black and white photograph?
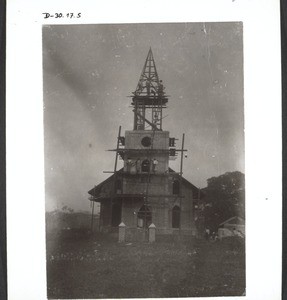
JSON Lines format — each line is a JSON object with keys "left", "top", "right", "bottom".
{"left": 43, "top": 22, "right": 245, "bottom": 298}
{"left": 6, "top": 0, "right": 283, "bottom": 299}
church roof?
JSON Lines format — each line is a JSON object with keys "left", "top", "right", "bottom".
{"left": 88, "top": 167, "right": 203, "bottom": 199}
{"left": 88, "top": 168, "right": 124, "bottom": 197}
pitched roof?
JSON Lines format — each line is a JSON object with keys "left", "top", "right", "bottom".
{"left": 88, "top": 168, "right": 123, "bottom": 196}
{"left": 219, "top": 216, "right": 245, "bottom": 226}
{"left": 88, "top": 167, "right": 203, "bottom": 199}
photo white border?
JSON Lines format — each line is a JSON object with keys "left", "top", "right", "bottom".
{"left": 6, "top": 0, "right": 282, "bottom": 299}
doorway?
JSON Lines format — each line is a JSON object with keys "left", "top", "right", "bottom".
{"left": 137, "top": 204, "right": 152, "bottom": 228}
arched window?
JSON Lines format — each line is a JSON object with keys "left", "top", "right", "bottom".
{"left": 172, "top": 205, "right": 180, "bottom": 228}
{"left": 141, "top": 159, "right": 150, "bottom": 173}
{"left": 115, "top": 179, "right": 122, "bottom": 194}
{"left": 173, "top": 180, "right": 180, "bottom": 194}
{"left": 137, "top": 204, "right": 152, "bottom": 228}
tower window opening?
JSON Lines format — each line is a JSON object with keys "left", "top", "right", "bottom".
{"left": 172, "top": 205, "right": 180, "bottom": 228}
{"left": 169, "top": 138, "right": 176, "bottom": 147}
{"left": 173, "top": 180, "right": 180, "bottom": 195}
{"left": 169, "top": 148, "right": 176, "bottom": 156}
{"left": 119, "top": 136, "right": 125, "bottom": 146}
{"left": 141, "top": 159, "right": 150, "bottom": 173}
{"left": 137, "top": 204, "right": 152, "bottom": 228}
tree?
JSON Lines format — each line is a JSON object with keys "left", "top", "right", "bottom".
{"left": 61, "top": 205, "right": 74, "bottom": 213}
{"left": 202, "top": 171, "right": 245, "bottom": 231}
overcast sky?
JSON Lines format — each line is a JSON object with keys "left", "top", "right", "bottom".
{"left": 42, "top": 22, "right": 244, "bottom": 212}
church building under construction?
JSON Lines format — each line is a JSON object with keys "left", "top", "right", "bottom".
{"left": 88, "top": 48, "right": 203, "bottom": 241}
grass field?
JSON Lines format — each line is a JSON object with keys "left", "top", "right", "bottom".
{"left": 46, "top": 229, "right": 245, "bottom": 299}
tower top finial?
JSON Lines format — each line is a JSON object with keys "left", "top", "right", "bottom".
{"left": 133, "top": 48, "right": 166, "bottom": 100}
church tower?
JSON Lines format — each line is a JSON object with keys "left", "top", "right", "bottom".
{"left": 118, "top": 48, "right": 179, "bottom": 230}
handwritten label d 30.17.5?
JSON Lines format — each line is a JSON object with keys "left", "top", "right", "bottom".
{"left": 42, "top": 13, "right": 81, "bottom": 19}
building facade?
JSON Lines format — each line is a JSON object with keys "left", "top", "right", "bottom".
{"left": 88, "top": 48, "right": 202, "bottom": 241}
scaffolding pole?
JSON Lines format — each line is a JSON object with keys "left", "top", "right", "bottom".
{"left": 179, "top": 133, "right": 185, "bottom": 238}
{"left": 114, "top": 126, "right": 121, "bottom": 175}
{"left": 110, "top": 126, "right": 122, "bottom": 227}
{"left": 90, "top": 185, "right": 96, "bottom": 232}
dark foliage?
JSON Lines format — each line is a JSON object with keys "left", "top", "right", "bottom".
{"left": 203, "top": 171, "right": 245, "bottom": 231}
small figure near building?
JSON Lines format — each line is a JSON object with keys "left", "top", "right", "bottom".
{"left": 152, "top": 158, "right": 158, "bottom": 172}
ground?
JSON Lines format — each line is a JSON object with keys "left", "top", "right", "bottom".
{"left": 46, "top": 229, "right": 245, "bottom": 299}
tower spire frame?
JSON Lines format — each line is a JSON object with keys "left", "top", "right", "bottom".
{"left": 131, "top": 48, "right": 168, "bottom": 131}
